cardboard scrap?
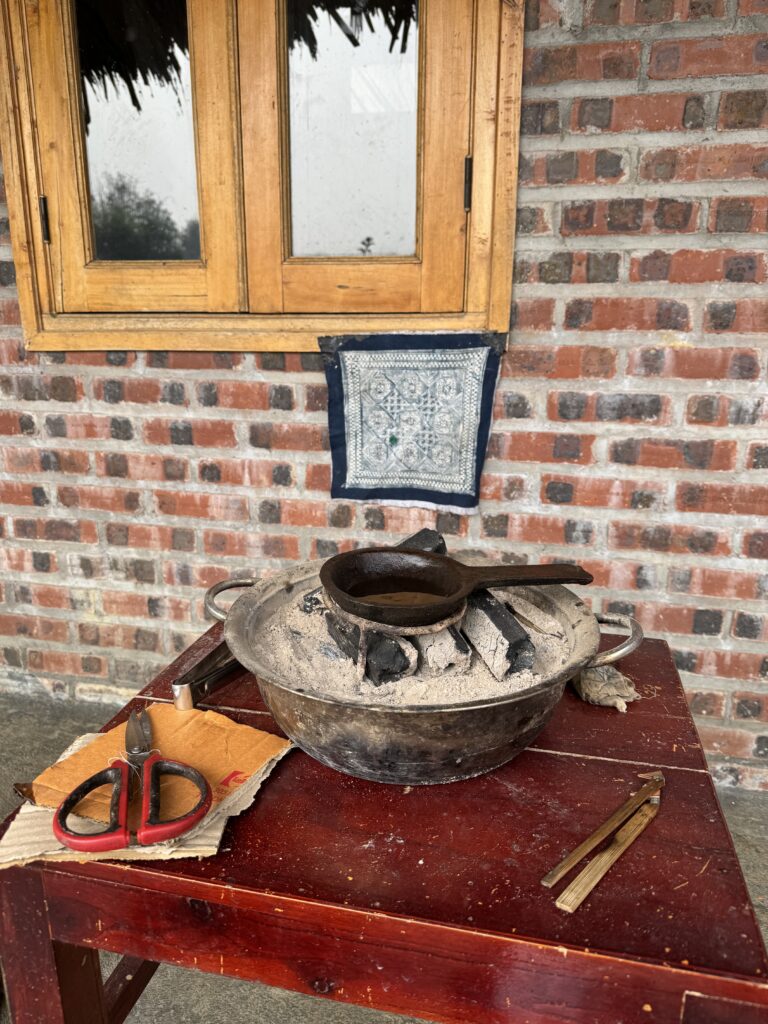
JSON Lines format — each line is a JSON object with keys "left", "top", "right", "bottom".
{"left": 0, "top": 704, "right": 293, "bottom": 869}
{"left": 31, "top": 702, "right": 289, "bottom": 827}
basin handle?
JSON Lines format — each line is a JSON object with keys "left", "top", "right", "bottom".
{"left": 586, "top": 613, "right": 644, "bottom": 668}
{"left": 203, "top": 577, "right": 261, "bottom": 622}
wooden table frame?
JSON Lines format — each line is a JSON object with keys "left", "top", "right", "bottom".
{"left": 1, "top": 629, "right": 767, "bottom": 1024}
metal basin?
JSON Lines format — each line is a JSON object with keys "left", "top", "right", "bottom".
{"left": 215, "top": 561, "right": 642, "bottom": 786}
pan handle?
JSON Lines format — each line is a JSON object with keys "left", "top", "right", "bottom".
{"left": 586, "top": 613, "right": 644, "bottom": 668}
{"left": 204, "top": 577, "right": 261, "bottom": 622}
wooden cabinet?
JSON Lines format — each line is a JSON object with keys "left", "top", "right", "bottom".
{"left": 0, "top": 0, "right": 524, "bottom": 350}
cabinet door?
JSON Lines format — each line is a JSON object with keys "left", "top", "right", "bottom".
{"left": 240, "top": 0, "right": 474, "bottom": 314}
{"left": 27, "top": 0, "right": 242, "bottom": 312}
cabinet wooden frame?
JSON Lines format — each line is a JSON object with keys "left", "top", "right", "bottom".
{"left": 0, "top": 0, "right": 524, "bottom": 351}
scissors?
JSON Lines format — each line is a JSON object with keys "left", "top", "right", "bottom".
{"left": 53, "top": 708, "right": 212, "bottom": 852}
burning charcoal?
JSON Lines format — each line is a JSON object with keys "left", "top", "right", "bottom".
{"left": 396, "top": 529, "right": 447, "bottom": 554}
{"left": 365, "top": 634, "right": 418, "bottom": 686}
{"left": 462, "top": 591, "right": 535, "bottom": 681}
{"left": 415, "top": 625, "right": 472, "bottom": 674}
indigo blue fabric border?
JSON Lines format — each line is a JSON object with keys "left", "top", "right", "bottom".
{"left": 320, "top": 334, "right": 502, "bottom": 511}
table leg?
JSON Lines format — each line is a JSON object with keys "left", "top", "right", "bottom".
{"left": 0, "top": 868, "right": 107, "bottom": 1024}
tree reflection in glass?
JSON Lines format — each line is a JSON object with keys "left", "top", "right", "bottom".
{"left": 286, "top": 1, "right": 420, "bottom": 258}
{"left": 75, "top": 0, "right": 200, "bottom": 261}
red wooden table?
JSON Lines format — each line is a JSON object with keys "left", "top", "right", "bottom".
{"left": 1, "top": 627, "right": 767, "bottom": 1024}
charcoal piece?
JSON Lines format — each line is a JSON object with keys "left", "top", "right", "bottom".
{"left": 396, "top": 528, "right": 447, "bottom": 554}
{"left": 415, "top": 625, "right": 472, "bottom": 673}
{"left": 325, "top": 614, "right": 361, "bottom": 660}
{"left": 325, "top": 612, "right": 418, "bottom": 686}
{"left": 302, "top": 585, "right": 324, "bottom": 614}
{"left": 462, "top": 590, "right": 535, "bottom": 681}
{"left": 365, "top": 634, "right": 418, "bottom": 686}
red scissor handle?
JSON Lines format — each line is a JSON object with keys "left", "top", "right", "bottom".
{"left": 52, "top": 760, "right": 131, "bottom": 852}
{"left": 137, "top": 753, "right": 212, "bottom": 846}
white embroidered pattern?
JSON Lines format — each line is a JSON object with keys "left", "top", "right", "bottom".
{"left": 340, "top": 347, "right": 489, "bottom": 493}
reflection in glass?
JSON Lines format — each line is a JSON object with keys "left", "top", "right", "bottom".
{"left": 75, "top": 0, "right": 200, "bottom": 260}
{"left": 287, "top": 2, "right": 419, "bottom": 258}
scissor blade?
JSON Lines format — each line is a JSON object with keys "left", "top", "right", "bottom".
{"left": 124, "top": 709, "right": 152, "bottom": 754}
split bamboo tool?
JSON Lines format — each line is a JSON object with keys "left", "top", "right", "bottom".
{"left": 541, "top": 770, "right": 665, "bottom": 913}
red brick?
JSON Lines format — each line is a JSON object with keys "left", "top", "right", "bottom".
{"left": 0, "top": 482, "right": 49, "bottom": 506}
{"left": 740, "top": 0, "right": 768, "bottom": 12}
{"left": 608, "top": 521, "right": 730, "bottom": 556}
{"left": 630, "top": 249, "right": 767, "bottom": 284}
{"left": 58, "top": 485, "right": 140, "bottom": 513}
{"left": 143, "top": 419, "right": 237, "bottom": 448}
{"left": 572, "top": 92, "right": 697, "bottom": 133}
{"left": 676, "top": 482, "right": 768, "bottom": 516}
{"left": 696, "top": 725, "right": 755, "bottom": 758}
{"left": 610, "top": 438, "right": 737, "bottom": 471}
{"left": 479, "top": 474, "right": 526, "bottom": 502}
{"left": 0, "top": 412, "right": 32, "bottom": 435}
{"left": 53, "top": 352, "right": 137, "bottom": 367}
{"left": 705, "top": 299, "right": 768, "bottom": 333}
{"left": 104, "top": 523, "right": 180, "bottom": 550}
{"left": 640, "top": 144, "right": 768, "bottom": 183}
{"left": 524, "top": 42, "right": 642, "bottom": 86}
{"left": 733, "top": 691, "right": 768, "bottom": 720}
{"left": 305, "top": 463, "right": 332, "bottom": 492}
{"left": 520, "top": 151, "right": 629, "bottom": 188}
{"left": 564, "top": 297, "right": 690, "bottom": 332}
{"left": 489, "top": 431, "right": 595, "bottom": 464}
{"left": 280, "top": 500, "right": 329, "bottom": 528}
{"left": 21, "top": 585, "right": 74, "bottom": 610}
{"left": 26, "top": 650, "right": 104, "bottom": 677}
{"left": 95, "top": 452, "right": 185, "bottom": 482}
{"left": 649, "top": 35, "right": 768, "bottom": 79}
{"left": 155, "top": 491, "right": 249, "bottom": 521}
{"left": 674, "top": 566, "right": 765, "bottom": 600}
{"left": 574, "top": 558, "right": 650, "bottom": 590}
{"left": 2, "top": 446, "right": 90, "bottom": 474}
{"left": 147, "top": 353, "right": 244, "bottom": 370}
{"left": 11, "top": 518, "right": 98, "bottom": 544}
{"left": 376, "top": 507, "right": 438, "bottom": 535}
{"left": 687, "top": 690, "right": 727, "bottom": 719}
{"left": 101, "top": 591, "right": 191, "bottom": 620}
{"left": 516, "top": 205, "right": 552, "bottom": 236}
{"left": 511, "top": 298, "right": 555, "bottom": 331}
{"left": 0, "top": 613, "right": 69, "bottom": 643}
{"left": 502, "top": 346, "right": 616, "bottom": 379}
{"left": 0, "top": 548, "right": 58, "bottom": 574}
{"left": 93, "top": 378, "right": 162, "bottom": 403}
{"left": 267, "top": 423, "right": 327, "bottom": 452}
{"left": 547, "top": 391, "right": 669, "bottom": 424}
{"left": 208, "top": 381, "right": 270, "bottom": 410}
{"left": 483, "top": 513, "right": 595, "bottom": 546}
{"left": 709, "top": 196, "right": 768, "bottom": 233}
{"left": 699, "top": 651, "right": 768, "bottom": 682}
{"left": 44, "top": 414, "right": 114, "bottom": 440}
{"left": 541, "top": 474, "right": 666, "bottom": 509}
{"left": 561, "top": 199, "right": 700, "bottom": 236}
{"left": 202, "top": 531, "right": 300, "bottom": 561}
{"left": 744, "top": 531, "right": 768, "bottom": 559}
{"left": 628, "top": 347, "right": 761, "bottom": 380}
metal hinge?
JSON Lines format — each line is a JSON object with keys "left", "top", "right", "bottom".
{"left": 38, "top": 195, "right": 50, "bottom": 243}
{"left": 464, "top": 155, "right": 473, "bottom": 212}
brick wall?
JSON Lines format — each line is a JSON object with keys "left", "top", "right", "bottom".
{"left": 0, "top": 0, "right": 767, "bottom": 787}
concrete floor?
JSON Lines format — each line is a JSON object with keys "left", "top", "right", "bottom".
{"left": 0, "top": 691, "right": 766, "bottom": 1024}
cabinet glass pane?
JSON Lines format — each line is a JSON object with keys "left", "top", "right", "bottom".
{"left": 287, "top": 2, "right": 419, "bottom": 258}
{"left": 75, "top": 0, "right": 200, "bottom": 260}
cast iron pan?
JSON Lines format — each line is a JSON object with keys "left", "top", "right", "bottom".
{"left": 320, "top": 547, "right": 593, "bottom": 627}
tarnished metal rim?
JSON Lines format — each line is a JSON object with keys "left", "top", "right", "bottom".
{"left": 222, "top": 561, "right": 604, "bottom": 715}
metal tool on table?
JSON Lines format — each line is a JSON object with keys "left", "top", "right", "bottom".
{"left": 52, "top": 708, "right": 212, "bottom": 852}
{"left": 172, "top": 634, "right": 243, "bottom": 711}
{"left": 541, "top": 770, "right": 665, "bottom": 913}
